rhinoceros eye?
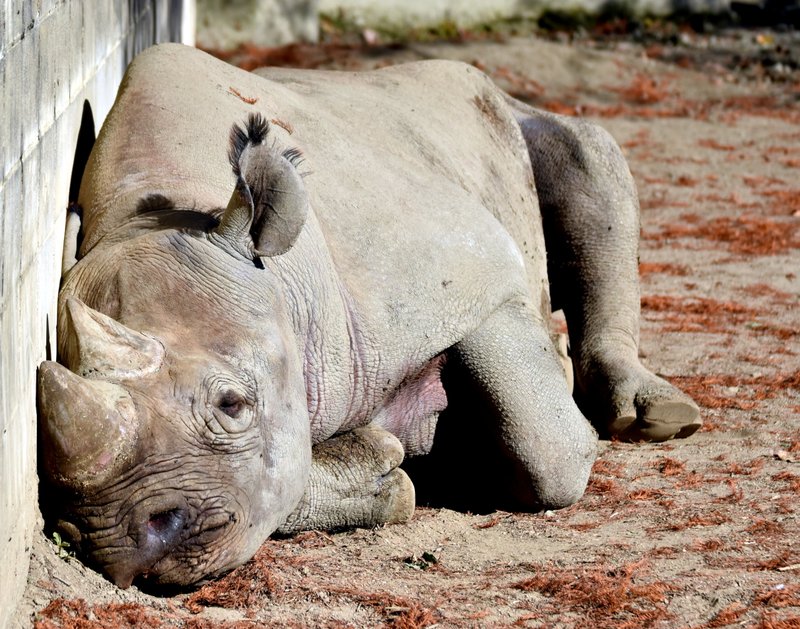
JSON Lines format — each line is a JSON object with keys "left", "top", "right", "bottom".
{"left": 203, "top": 375, "right": 256, "bottom": 437}
{"left": 216, "top": 390, "right": 246, "bottom": 418}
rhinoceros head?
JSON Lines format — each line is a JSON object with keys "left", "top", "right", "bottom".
{"left": 38, "top": 115, "right": 312, "bottom": 588}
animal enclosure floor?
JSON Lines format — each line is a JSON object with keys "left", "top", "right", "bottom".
{"left": 19, "top": 26, "right": 800, "bottom": 629}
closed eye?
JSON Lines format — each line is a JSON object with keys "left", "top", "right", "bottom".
{"left": 201, "top": 373, "right": 257, "bottom": 438}
{"left": 216, "top": 391, "right": 246, "bottom": 418}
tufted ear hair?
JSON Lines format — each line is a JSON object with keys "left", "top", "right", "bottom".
{"left": 214, "top": 114, "right": 309, "bottom": 258}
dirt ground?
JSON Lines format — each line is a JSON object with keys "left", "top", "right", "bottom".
{"left": 17, "top": 22, "right": 800, "bottom": 629}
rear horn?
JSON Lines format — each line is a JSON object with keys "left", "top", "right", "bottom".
{"left": 62, "top": 296, "right": 164, "bottom": 381}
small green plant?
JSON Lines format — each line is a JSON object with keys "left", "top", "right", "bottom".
{"left": 51, "top": 531, "right": 75, "bottom": 561}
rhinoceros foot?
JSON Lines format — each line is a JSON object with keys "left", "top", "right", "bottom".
{"left": 577, "top": 359, "right": 701, "bottom": 442}
{"left": 277, "top": 425, "right": 415, "bottom": 535}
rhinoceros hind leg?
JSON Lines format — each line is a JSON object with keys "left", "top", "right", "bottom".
{"left": 507, "top": 95, "right": 701, "bottom": 442}
{"left": 576, "top": 360, "right": 701, "bottom": 442}
{"left": 276, "top": 425, "right": 415, "bottom": 535}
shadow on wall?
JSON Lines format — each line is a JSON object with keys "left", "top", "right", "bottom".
{"left": 69, "top": 102, "right": 96, "bottom": 206}
{"left": 63, "top": 101, "right": 95, "bottom": 273}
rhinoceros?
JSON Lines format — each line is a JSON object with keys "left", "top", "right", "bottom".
{"left": 37, "top": 43, "right": 700, "bottom": 588}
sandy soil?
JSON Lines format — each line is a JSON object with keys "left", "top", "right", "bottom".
{"left": 17, "top": 25, "right": 800, "bottom": 628}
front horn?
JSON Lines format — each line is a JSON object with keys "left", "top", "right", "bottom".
{"left": 61, "top": 296, "right": 164, "bottom": 381}
{"left": 38, "top": 361, "right": 140, "bottom": 492}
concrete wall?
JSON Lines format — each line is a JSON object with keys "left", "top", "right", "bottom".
{"left": 0, "top": 2, "right": 192, "bottom": 626}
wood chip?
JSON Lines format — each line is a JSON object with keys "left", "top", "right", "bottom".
{"left": 777, "top": 563, "right": 800, "bottom": 572}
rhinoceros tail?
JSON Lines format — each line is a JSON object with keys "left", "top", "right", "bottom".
{"left": 228, "top": 113, "right": 270, "bottom": 177}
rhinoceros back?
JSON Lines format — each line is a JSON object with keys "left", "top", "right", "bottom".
{"left": 78, "top": 45, "right": 549, "bottom": 320}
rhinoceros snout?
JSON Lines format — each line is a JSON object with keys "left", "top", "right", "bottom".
{"left": 103, "top": 501, "right": 190, "bottom": 589}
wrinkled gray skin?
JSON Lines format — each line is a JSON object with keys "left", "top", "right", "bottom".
{"left": 38, "top": 44, "right": 699, "bottom": 589}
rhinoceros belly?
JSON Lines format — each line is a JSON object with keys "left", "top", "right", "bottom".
{"left": 370, "top": 353, "right": 448, "bottom": 457}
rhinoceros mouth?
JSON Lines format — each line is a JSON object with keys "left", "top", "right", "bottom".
{"left": 193, "top": 510, "right": 238, "bottom": 543}
{"left": 71, "top": 500, "right": 242, "bottom": 589}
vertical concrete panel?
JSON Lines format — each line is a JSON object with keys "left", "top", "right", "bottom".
{"left": 19, "top": 22, "right": 39, "bottom": 157}
{"left": 20, "top": 151, "right": 41, "bottom": 277}
{"left": 40, "top": 0, "right": 59, "bottom": 19}
{"left": 0, "top": 59, "right": 6, "bottom": 190}
{"left": 2, "top": 169, "right": 22, "bottom": 301}
{"left": 0, "top": 2, "right": 195, "bottom": 625}
{"left": 4, "top": 1, "right": 21, "bottom": 49}
{"left": 0, "top": 167, "right": 30, "bottom": 629}
{"left": 36, "top": 7, "right": 59, "bottom": 131}
{"left": 80, "top": 0, "right": 96, "bottom": 82}
{"left": 20, "top": 0, "right": 34, "bottom": 29}
{"left": 22, "top": 151, "right": 47, "bottom": 278}
{"left": 38, "top": 101, "right": 60, "bottom": 214}
{"left": 68, "top": 0, "right": 84, "bottom": 101}
{"left": 3, "top": 41, "right": 22, "bottom": 171}
{"left": 52, "top": 8, "right": 71, "bottom": 119}
{"left": 0, "top": 1, "right": 9, "bottom": 50}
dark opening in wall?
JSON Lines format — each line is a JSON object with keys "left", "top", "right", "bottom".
{"left": 69, "top": 101, "right": 96, "bottom": 204}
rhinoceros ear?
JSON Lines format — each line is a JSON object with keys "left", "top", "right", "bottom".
{"left": 214, "top": 114, "right": 308, "bottom": 258}
{"left": 62, "top": 297, "right": 164, "bottom": 381}
{"left": 38, "top": 361, "right": 140, "bottom": 491}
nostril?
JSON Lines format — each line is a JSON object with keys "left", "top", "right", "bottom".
{"left": 147, "top": 508, "right": 186, "bottom": 544}
{"left": 98, "top": 505, "right": 190, "bottom": 588}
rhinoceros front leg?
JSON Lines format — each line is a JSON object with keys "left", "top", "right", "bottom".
{"left": 508, "top": 96, "right": 700, "bottom": 441}
{"left": 276, "top": 425, "right": 415, "bottom": 535}
{"left": 452, "top": 302, "right": 597, "bottom": 510}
